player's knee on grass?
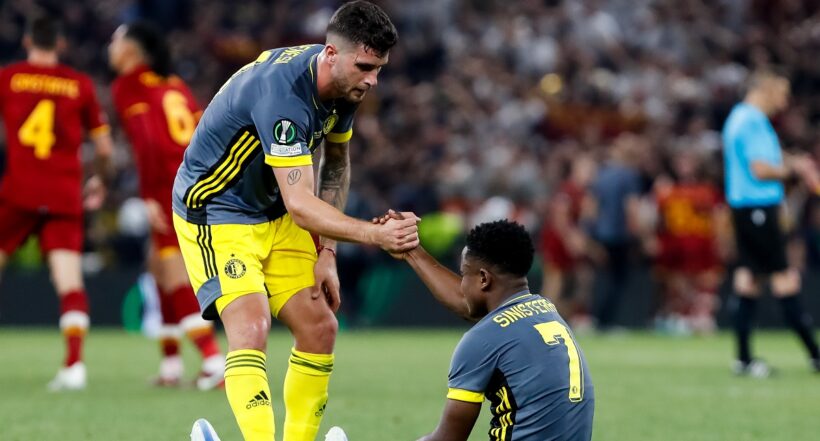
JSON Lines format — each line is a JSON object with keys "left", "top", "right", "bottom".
{"left": 771, "top": 268, "right": 800, "bottom": 297}
{"left": 733, "top": 268, "right": 759, "bottom": 297}
{"left": 0, "top": 251, "right": 7, "bottom": 270}
{"left": 220, "top": 293, "right": 272, "bottom": 351}
{"left": 47, "top": 250, "right": 84, "bottom": 295}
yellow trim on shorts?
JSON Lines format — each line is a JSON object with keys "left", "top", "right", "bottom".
{"left": 214, "top": 290, "right": 266, "bottom": 317}
{"left": 265, "top": 154, "right": 313, "bottom": 167}
{"left": 326, "top": 129, "right": 352, "bottom": 144}
{"left": 447, "top": 388, "right": 485, "bottom": 403}
{"left": 267, "top": 281, "right": 315, "bottom": 318}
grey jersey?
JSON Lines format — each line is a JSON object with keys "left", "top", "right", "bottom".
{"left": 172, "top": 44, "right": 356, "bottom": 225}
{"left": 448, "top": 292, "right": 594, "bottom": 441}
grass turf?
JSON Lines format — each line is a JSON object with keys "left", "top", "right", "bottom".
{"left": 0, "top": 328, "right": 816, "bottom": 440}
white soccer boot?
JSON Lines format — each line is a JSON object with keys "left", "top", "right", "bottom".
{"left": 190, "top": 418, "right": 222, "bottom": 441}
{"left": 733, "top": 359, "right": 773, "bottom": 378}
{"left": 196, "top": 354, "right": 226, "bottom": 390}
{"left": 47, "top": 362, "right": 87, "bottom": 391}
{"left": 326, "top": 426, "right": 349, "bottom": 441}
{"left": 152, "top": 355, "right": 184, "bottom": 387}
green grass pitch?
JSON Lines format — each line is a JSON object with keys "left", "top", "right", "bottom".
{"left": 0, "top": 328, "right": 816, "bottom": 440}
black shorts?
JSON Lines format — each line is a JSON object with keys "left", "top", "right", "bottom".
{"left": 731, "top": 205, "right": 788, "bottom": 275}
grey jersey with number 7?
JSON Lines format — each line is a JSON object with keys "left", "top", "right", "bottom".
{"left": 447, "top": 292, "right": 594, "bottom": 441}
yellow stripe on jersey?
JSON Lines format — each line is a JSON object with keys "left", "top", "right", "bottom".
{"left": 326, "top": 129, "right": 352, "bottom": 144}
{"left": 89, "top": 124, "right": 111, "bottom": 138}
{"left": 195, "top": 138, "right": 260, "bottom": 204}
{"left": 124, "top": 102, "right": 149, "bottom": 118}
{"left": 447, "top": 388, "right": 485, "bottom": 403}
{"left": 265, "top": 154, "right": 313, "bottom": 168}
{"left": 185, "top": 131, "right": 251, "bottom": 206}
{"left": 185, "top": 131, "right": 259, "bottom": 208}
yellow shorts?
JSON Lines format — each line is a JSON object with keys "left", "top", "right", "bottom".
{"left": 172, "top": 213, "right": 317, "bottom": 320}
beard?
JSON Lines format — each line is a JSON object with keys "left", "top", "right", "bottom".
{"left": 345, "top": 87, "right": 368, "bottom": 103}
{"left": 332, "top": 76, "right": 369, "bottom": 102}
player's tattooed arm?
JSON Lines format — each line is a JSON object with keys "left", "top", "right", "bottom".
{"left": 317, "top": 140, "right": 351, "bottom": 248}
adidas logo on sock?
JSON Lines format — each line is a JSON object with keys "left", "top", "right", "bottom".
{"left": 315, "top": 402, "right": 326, "bottom": 417}
{"left": 246, "top": 390, "right": 271, "bottom": 409}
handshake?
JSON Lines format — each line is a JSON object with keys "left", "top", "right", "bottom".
{"left": 369, "top": 209, "right": 422, "bottom": 259}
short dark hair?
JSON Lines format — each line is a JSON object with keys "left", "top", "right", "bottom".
{"left": 124, "top": 21, "right": 172, "bottom": 77}
{"left": 326, "top": 1, "right": 398, "bottom": 57}
{"left": 27, "top": 16, "right": 61, "bottom": 50}
{"left": 465, "top": 220, "right": 534, "bottom": 278}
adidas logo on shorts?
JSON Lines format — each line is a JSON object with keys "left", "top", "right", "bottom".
{"left": 246, "top": 390, "right": 271, "bottom": 409}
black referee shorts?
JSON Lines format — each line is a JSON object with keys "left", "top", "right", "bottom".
{"left": 731, "top": 205, "right": 788, "bottom": 275}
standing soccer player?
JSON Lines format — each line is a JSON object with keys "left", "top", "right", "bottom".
{"left": 177, "top": 3, "right": 418, "bottom": 441}
{"left": 0, "top": 16, "right": 113, "bottom": 390}
{"left": 722, "top": 70, "right": 820, "bottom": 376}
{"left": 540, "top": 154, "right": 596, "bottom": 326}
{"left": 653, "top": 150, "right": 724, "bottom": 334}
{"left": 108, "top": 21, "right": 225, "bottom": 389}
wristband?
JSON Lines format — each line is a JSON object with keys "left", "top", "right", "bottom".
{"left": 317, "top": 245, "right": 336, "bottom": 258}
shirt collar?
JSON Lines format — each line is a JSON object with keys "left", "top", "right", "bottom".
{"left": 308, "top": 54, "right": 333, "bottom": 114}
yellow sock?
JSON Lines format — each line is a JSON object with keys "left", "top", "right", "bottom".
{"left": 283, "top": 348, "right": 334, "bottom": 441}
{"left": 224, "top": 349, "right": 275, "bottom": 441}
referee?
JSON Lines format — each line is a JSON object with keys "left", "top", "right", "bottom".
{"left": 722, "top": 70, "right": 820, "bottom": 377}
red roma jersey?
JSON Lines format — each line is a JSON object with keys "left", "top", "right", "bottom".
{"left": 111, "top": 66, "right": 201, "bottom": 204}
{"left": 0, "top": 62, "right": 109, "bottom": 214}
{"left": 657, "top": 182, "right": 722, "bottom": 240}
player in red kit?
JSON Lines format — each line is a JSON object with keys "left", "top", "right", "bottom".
{"left": 540, "top": 154, "right": 596, "bottom": 328}
{"left": 653, "top": 150, "right": 727, "bottom": 334}
{"left": 0, "top": 17, "right": 114, "bottom": 390}
{"left": 108, "top": 21, "right": 224, "bottom": 389}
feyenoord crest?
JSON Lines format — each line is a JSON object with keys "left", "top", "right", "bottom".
{"left": 274, "top": 119, "right": 297, "bottom": 144}
{"left": 322, "top": 114, "right": 338, "bottom": 135}
{"left": 224, "top": 256, "right": 247, "bottom": 279}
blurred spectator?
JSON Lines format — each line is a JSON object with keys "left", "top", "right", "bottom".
{"left": 2, "top": 0, "right": 820, "bottom": 329}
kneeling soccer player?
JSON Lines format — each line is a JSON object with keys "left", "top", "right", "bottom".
{"left": 380, "top": 216, "right": 595, "bottom": 441}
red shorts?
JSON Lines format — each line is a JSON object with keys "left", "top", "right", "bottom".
{"left": 541, "top": 228, "right": 575, "bottom": 271}
{"left": 657, "top": 235, "right": 719, "bottom": 274}
{"left": 0, "top": 200, "right": 83, "bottom": 254}
{"left": 150, "top": 198, "right": 180, "bottom": 257}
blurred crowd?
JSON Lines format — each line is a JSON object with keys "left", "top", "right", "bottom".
{"left": 2, "top": 0, "right": 820, "bottom": 329}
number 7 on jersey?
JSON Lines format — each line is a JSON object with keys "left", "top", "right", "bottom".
{"left": 534, "top": 321, "right": 584, "bottom": 402}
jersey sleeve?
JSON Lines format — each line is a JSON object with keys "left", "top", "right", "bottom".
{"left": 251, "top": 94, "right": 313, "bottom": 167}
{"left": 81, "top": 77, "right": 110, "bottom": 137}
{"left": 447, "top": 330, "right": 495, "bottom": 403}
{"left": 738, "top": 117, "right": 776, "bottom": 164}
{"left": 326, "top": 100, "right": 358, "bottom": 144}
{"left": 111, "top": 80, "right": 162, "bottom": 199}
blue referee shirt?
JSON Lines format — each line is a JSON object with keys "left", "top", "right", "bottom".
{"left": 722, "top": 103, "right": 784, "bottom": 208}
